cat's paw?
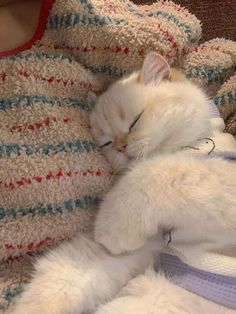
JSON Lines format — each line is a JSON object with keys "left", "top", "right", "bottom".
{"left": 95, "top": 162, "right": 159, "bottom": 254}
{"left": 95, "top": 189, "right": 146, "bottom": 254}
{"left": 11, "top": 235, "right": 143, "bottom": 314}
{"left": 94, "top": 273, "right": 154, "bottom": 314}
{"left": 11, "top": 253, "right": 88, "bottom": 314}
{"left": 11, "top": 236, "right": 113, "bottom": 314}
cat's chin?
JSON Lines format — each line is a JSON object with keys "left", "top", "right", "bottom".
{"left": 125, "top": 150, "right": 148, "bottom": 168}
{"left": 126, "top": 143, "right": 149, "bottom": 161}
{"left": 116, "top": 153, "right": 146, "bottom": 174}
{"left": 109, "top": 154, "right": 130, "bottom": 174}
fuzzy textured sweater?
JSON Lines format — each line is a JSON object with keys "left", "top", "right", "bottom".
{"left": 0, "top": 0, "right": 235, "bottom": 312}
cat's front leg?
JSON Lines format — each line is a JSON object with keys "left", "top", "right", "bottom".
{"left": 95, "top": 154, "right": 236, "bottom": 254}
{"left": 11, "top": 235, "right": 104, "bottom": 314}
{"left": 11, "top": 235, "right": 154, "bottom": 314}
{"left": 94, "top": 156, "right": 167, "bottom": 254}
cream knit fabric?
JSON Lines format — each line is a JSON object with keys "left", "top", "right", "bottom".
{"left": 0, "top": 0, "right": 203, "bottom": 311}
{"left": 0, "top": 0, "right": 235, "bottom": 311}
{"left": 182, "top": 38, "right": 236, "bottom": 136}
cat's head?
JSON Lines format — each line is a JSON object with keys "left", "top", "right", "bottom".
{"left": 90, "top": 52, "right": 210, "bottom": 172}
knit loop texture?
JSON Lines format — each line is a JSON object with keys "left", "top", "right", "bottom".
{"left": 0, "top": 0, "right": 235, "bottom": 311}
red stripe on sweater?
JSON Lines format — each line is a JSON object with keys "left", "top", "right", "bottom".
{"left": 9, "top": 117, "right": 90, "bottom": 134}
{"left": 39, "top": 43, "right": 142, "bottom": 56}
{"left": 0, "top": 168, "right": 105, "bottom": 191}
{"left": 192, "top": 45, "right": 221, "bottom": 53}
{"left": 5, "top": 237, "right": 54, "bottom": 263}
{"left": 5, "top": 236, "right": 53, "bottom": 251}
{"left": 5, "top": 236, "right": 53, "bottom": 252}
{"left": 10, "top": 116, "right": 76, "bottom": 133}
{"left": 0, "top": 71, "right": 94, "bottom": 89}
{"left": 6, "top": 251, "right": 36, "bottom": 264}
{"left": 183, "top": 45, "right": 221, "bottom": 57}
{"left": 149, "top": 21, "right": 178, "bottom": 51}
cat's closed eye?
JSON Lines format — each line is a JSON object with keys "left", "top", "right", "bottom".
{"left": 99, "top": 111, "right": 144, "bottom": 150}
{"left": 129, "top": 111, "right": 144, "bottom": 132}
{"left": 100, "top": 141, "right": 112, "bottom": 149}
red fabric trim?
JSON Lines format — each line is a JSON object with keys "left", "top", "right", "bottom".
{"left": 0, "top": 0, "right": 55, "bottom": 58}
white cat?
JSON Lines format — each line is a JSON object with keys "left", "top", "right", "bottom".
{"left": 11, "top": 53, "right": 236, "bottom": 314}
{"left": 89, "top": 52, "right": 211, "bottom": 173}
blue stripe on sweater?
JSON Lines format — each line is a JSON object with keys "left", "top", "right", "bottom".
{"left": 79, "top": 0, "right": 96, "bottom": 14}
{"left": 121, "top": 0, "right": 193, "bottom": 41}
{"left": 0, "top": 139, "right": 97, "bottom": 159}
{"left": 47, "top": 1, "right": 193, "bottom": 41}
{"left": 147, "top": 11, "right": 193, "bottom": 41}
{"left": 47, "top": 12, "right": 127, "bottom": 29}
{"left": 2, "top": 50, "right": 126, "bottom": 79}
{"left": 0, "top": 285, "right": 23, "bottom": 310}
{"left": 0, "top": 196, "right": 101, "bottom": 221}
{"left": 87, "top": 65, "right": 126, "bottom": 78}
{"left": 0, "top": 95, "right": 91, "bottom": 111}
{"left": 0, "top": 51, "right": 73, "bottom": 62}
{"left": 185, "top": 66, "right": 225, "bottom": 84}
{"left": 214, "top": 91, "right": 236, "bottom": 107}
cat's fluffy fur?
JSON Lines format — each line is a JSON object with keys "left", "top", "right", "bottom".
{"left": 11, "top": 53, "right": 236, "bottom": 314}
{"left": 11, "top": 156, "right": 236, "bottom": 314}
{"left": 90, "top": 53, "right": 210, "bottom": 172}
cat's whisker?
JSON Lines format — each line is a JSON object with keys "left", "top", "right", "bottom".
{"left": 111, "top": 152, "right": 130, "bottom": 174}
{"left": 140, "top": 139, "right": 149, "bottom": 159}
{"left": 128, "top": 138, "right": 150, "bottom": 166}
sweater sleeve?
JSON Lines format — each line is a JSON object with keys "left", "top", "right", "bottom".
{"left": 40, "top": 0, "right": 201, "bottom": 88}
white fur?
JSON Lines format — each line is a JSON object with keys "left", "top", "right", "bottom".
{"left": 11, "top": 53, "right": 236, "bottom": 314}
{"left": 90, "top": 55, "right": 210, "bottom": 172}
{"left": 11, "top": 155, "right": 236, "bottom": 314}
{"left": 11, "top": 235, "right": 156, "bottom": 314}
{"left": 95, "top": 154, "right": 236, "bottom": 273}
{"left": 96, "top": 269, "right": 236, "bottom": 314}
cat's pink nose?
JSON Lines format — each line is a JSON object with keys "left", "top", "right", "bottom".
{"left": 118, "top": 144, "right": 127, "bottom": 153}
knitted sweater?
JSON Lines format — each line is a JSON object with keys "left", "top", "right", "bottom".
{"left": 0, "top": 0, "right": 236, "bottom": 312}
{"left": 0, "top": 0, "right": 203, "bottom": 311}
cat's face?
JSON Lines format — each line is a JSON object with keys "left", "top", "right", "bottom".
{"left": 90, "top": 82, "right": 148, "bottom": 172}
{"left": 90, "top": 53, "right": 173, "bottom": 172}
{"left": 90, "top": 52, "right": 210, "bottom": 172}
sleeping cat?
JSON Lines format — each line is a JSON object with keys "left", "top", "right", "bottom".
{"left": 11, "top": 53, "right": 236, "bottom": 314}
{"left": 89, "top": 52, "right": 210, "bottom": 173}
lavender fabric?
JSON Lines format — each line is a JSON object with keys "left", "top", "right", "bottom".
{"left": 209, "top": 151, "right": 236, "bottom": 160}
{"left": 209, "top": 99, "right": 221, "bottom": 117}
{"left": 155, "top": 253, "right": 236, "bottom": 309}
{"left": 153, "top": 100, "right": 236, "bottom": 309}
{"left": 207, "top": 99, "right": 236, "bottom": 160}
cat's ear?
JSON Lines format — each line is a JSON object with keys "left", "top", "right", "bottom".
{"left": 140, "top": 52, "right": 171, "bottom": 86}
{"left": 87, "top": 91, "right": 98, "bottom": 107}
